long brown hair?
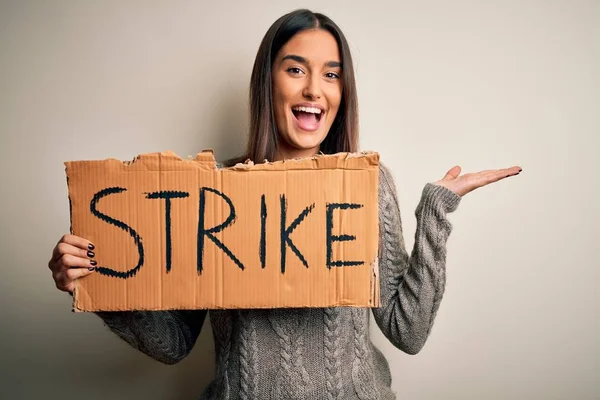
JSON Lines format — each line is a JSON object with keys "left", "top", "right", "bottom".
{"left": 229, "top": 9, "right": 359, "bottom": 166}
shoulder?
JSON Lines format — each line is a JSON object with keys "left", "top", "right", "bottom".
{"left": 378, "top": 161, "right": 394, "bottom": 182}
{"left": 377, "top": 161, "right": 401, "bottom": 210}
{"left": 378, "top": 161, "right": 399, "bottom": 196}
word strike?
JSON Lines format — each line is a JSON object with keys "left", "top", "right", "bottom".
{"left": 89, "top": 187, "right": 364, "bottom": 279}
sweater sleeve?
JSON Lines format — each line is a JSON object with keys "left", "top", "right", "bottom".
{"left": 371, "top": 163, "right": 461, "bottom": 355}
{"left": 94, "top": 309, "right": 207, "bottom": 365}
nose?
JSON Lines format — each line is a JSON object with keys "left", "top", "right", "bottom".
{"left": 302, "top": 74, "right": 322, "bottom": 100}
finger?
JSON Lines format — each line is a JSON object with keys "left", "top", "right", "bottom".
{"left": 484, "top": 166, "right": 522, "bottom": 177}
{"left": 56, "top": 242, "right": 95, "bottom": 262}
{"left": 486, "top": 167, "right": 522, "bottom": 181}
{"left": 507, "top": 166, "right": 522, "bottom": 175}
{"left": 64, "top": 266, "right": 96, "bottom": 282}
{"left": 475, "top": 168, "right": 520, "bottom": 187}
{"left": 468, "top": 165, "right": 522, "bottom": 178}
{"left": 53, "top": 234, "right": 95, "bottom": 262}
{"left": 58, "top": 234, "right": 95, "bottom": 251}
{"left": 54, "top": 268, "right": 95, "bottom": 293}
{"left": 53, "top": 271, "right": 73, "bottom": 293}
{"left": 57, "top": 253, "right": 97, "bottom": 272}
{"left": 442, "top": 165, "right": 461, "bottom": 180}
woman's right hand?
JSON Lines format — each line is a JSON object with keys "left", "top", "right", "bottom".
{"left": 49, "top": 234, "right": 97, "bottom": 293}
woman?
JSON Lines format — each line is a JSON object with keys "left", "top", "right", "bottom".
{"left": 48, "top": 9, "right": 521, "bottom": 399}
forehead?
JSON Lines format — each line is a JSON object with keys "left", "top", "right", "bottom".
{"left": 278, "top": 29, "right": 341, "bottom": 62}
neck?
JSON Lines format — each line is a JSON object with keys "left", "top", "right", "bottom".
{"left": 273, "top": 145, "right": 319, "bottom": 162}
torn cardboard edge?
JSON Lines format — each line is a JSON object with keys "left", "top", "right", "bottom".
{"left": 65, "top": 149, "right": 380, "bottom": 171}
{"left": 66, "top": 150, "right": 381, "bottom": 312}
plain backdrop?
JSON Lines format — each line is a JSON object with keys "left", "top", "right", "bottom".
{"left": 1, "top": 1, "right": 598, "bottom": 399}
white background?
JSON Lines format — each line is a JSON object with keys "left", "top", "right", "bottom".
{"left": 1, "top": 1, "right": 598, "bottom": 399}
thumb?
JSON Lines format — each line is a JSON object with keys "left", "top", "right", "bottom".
{"left": 442, "top": 165, "right": 461, "bottom": 180}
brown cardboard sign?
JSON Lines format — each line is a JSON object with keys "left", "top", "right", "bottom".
{"left": 65, "top": 150, "right": 380, "bottom": 312}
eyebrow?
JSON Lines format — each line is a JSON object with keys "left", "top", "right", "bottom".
{"left": 281, "top": 54, "right": 342, "bottom": 69}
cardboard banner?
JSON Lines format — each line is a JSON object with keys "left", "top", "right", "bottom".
{"left": 65, "top": 150, "right": 380, "bottom": 311}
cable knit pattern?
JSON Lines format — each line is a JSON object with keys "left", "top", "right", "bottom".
{"left": 209, "top": 310, "right": 232, "bottom": 400}
{"left": 324, "top": 307, "right": 344, "bottom": 400}
{"left": 351, "top": 308, "right": 380, "bottom": 400}
{"left": 238, "top": 310, "right": 258, "bottom": 400}
{"left": 94, "top": 162, "right": 462, "bottom": 399}
{"left": 269, "top": 309, "right": 313, "bottom": 399}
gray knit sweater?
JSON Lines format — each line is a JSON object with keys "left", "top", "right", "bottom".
{"left": 95, "top": 163, "right": 461, "bottom": 399}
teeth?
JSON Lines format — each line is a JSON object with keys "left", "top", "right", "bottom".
{"left": 292, "top": 106, "right": 322, "bottom": 114}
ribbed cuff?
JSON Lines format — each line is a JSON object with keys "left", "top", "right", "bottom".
{"left": 420, "top": 183, "right": 461, "bottom": 214}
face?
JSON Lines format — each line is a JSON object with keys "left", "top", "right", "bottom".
{"left": 271, "top": 29, "right": 343, "bottom": 160}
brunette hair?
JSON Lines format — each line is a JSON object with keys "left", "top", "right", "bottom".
{"left": 230, "top": 9, "right": 358, "bottom": 166}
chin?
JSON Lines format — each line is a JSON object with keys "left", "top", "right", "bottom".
{"left": 289, "top": 132, "right": 326, "bottom": 152}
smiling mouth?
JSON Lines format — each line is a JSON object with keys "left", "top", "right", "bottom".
{"left": 291, "top": 106, "right": 324, "bottom": 132}
{"left": 291, "top": 106, "right": 323, "bottom": 122}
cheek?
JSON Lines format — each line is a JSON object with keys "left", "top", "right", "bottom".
{"left": 272, "top": 90, "right": 288, "bottom": 130}
{"left": 272, "top": 77, "right": 294, "bottom": 128}
{"left": 326, "top": 85, "right": 343, "bottom": 116}
{"left": 326, "top": 102, "right": 342, "bottom": 128}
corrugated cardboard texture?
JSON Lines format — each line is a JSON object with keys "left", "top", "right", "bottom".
{"left": 65, "top": 150, "right": 380, "bottom": 312}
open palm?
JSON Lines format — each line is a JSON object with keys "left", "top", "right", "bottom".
{"left": 434, "top": 165, "right": 522, "bottom": 197}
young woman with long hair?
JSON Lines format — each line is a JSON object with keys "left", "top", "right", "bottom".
{"left": 48, "top": 9, "right": 521, "bottom": 399}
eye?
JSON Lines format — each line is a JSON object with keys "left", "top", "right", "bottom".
{"left": 325, "top": 72, "right": 340, "bottom": 80}
{"left": 286, "top": 67, "right": 304, "bottom": 75}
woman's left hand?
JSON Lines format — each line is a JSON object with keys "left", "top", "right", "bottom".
{"left": 433, "top": 165, "right": 522, "bottom": 197}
